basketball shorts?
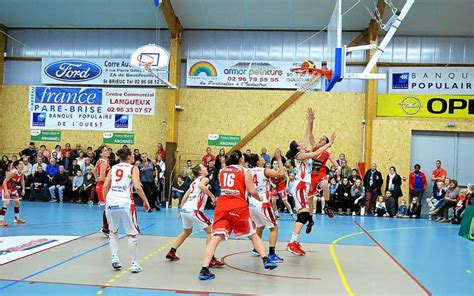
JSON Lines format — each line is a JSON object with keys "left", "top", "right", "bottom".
{"left": 212, "top": 206, "right": 256, "bottom": 239}
{"left": 271, "top": 186, "right": 287, "bottom": 200}
{"left": 181, "top": 209, "right": 212, "bottom": 230}
{"left": 1, "top": 189, "right": 20, "bottom": 201}
{"left": 294, "top": 181, "right": 309, "bottom": 212}
{"left": 249, "top": 202, "right": 277, "bottom": 229}
{"left": 96, "top": 182, "right": 105, "bottom": 205}
{"left": 105, "top": 202, "right": 140, "bottom": 236}
{"left": 309, "top": 172, "right": 328, "bottom": 196}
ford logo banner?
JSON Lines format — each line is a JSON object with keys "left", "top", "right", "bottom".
{"left": 44, "top": 60, "right": 102, "bottom": 82}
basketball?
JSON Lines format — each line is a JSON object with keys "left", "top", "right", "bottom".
{"left": 301, "top": 60, "right": 316, "bottom": 69}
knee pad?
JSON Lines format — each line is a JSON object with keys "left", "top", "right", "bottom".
{"left": 296, "top": 212, "right": 311, "bottom": 225}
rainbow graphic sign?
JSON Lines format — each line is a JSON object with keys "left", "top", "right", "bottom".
{"left": 188, "top": 61, "right": 218, "bottom": 77}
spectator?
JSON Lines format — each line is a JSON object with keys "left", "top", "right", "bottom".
{"left": 218, "top": 148, "right": 227, "bottom": 160}
{"left": 396, "top": 200, "right": 409, "bottom": 218}
{"left": 155, "top": 143, "right": 166, "bottom": 161}
{"left": 245, "top": 149, "right": 251, "bottom": 155}
{"left": 72, "top": 143, "right": 82, "bottom": 159}
{"left": 29, "top": 165, "right": 49, "bottom": 201}
{"left": 385, "top": 166, "right": 403, "bottom": 213}
{"left": 68, "top": 159, "right": 81, "bottom": 180}
{"left": 32, "top": 157, "right": 47, "bottom": 173}
{"left": 363, "top": 163, "right": 383, "bottom": 214}
{"left": 351, "top": 179, "right": 366, "bottom": 216}
{"left": 45, "top": 158, "right": 59, "bottom": 183}
{"left": 0, "top": 155, "right": 10, "bottom": 184}
{"left": 86, "top": 148, "right": 95, "bottom": 165}
{"left": 207, "top": 160, "right": 217, "bottom": 194}
{"left": 328, "top": 177, "right": 340, "bottom": 212}
{"left": 82, "top": 157, "right": 94, "bottom": 174}
{"left": 348, "top": 168, "right": 361, "bottom": 184}
{"left": 107, "top": 148, "right": 117, "bottom": 166}
{"left": 287, "top": 172, "right": 297, "bottom": 207}
{"left": 76, "top": 151, "right": 86, "bottom": 168}
{"left": 328, "top": 165, "right": 337, "bottom": 179}
{"left": 155, "top": 153, "right": 166, "bottom": 205}
{"left": 39, "top": 144, "right": 51, "bottom": 159}
{"left": 375, "top": 196, "right": 389, "bottom": 217}
{"left": 431, "top": 179, "right": 459, "bottom": 222}
{"left": 19, "top": 142, "right": 37, "bottom": 161}
{"left": 340, "top": 159, "right": 351, "bottom": 179}
{"left": 49, "top": 165, "right": 68, "bottom": 202}
{"left": 408, "top": 197, "right": 422, "bottom": 219}
{"left": 72, "top": 169, "right": 84, "bottom": 203}
{"left": 22, "top": 156, "right": 33, "bottom": 185}
{"left": 51, "top": 151, "right": 59, "bottom": 162}
{"left": 140, "top": 154, "right": 159, "bottom": 212}
{"left": 33, "top": 150, "right": 49, "bottom": 165}
{"left": 53, "top": 145, "right": 62, "bottom": 160}
{"left": 183, "top": 160, "right": 193, "bottom": 178}
{"left": 430, "top": 160, "right": 447, "bottom": 191}
{"left": 427, "top": 181, "right": 445, "bottom": 219}
{"left": 337, "top": 177, "right": 352, "bottom": 215}
{"left": 171, "top": 175, "right": 187, "bottom": 207}
{"left": 452, "top": 189, "right": 469, "bottom": 224}
{"left": 409, "top": 164, "right": 427, "bottom": 204}
{"left": 336, "top": 153, "right": 346, "bottom": 166}
{"left": 385, "top": 190, "right": 397, "bottom": 217}
{"left": 133, "top": 149, "right": 141, "bottom": 163}
{"left": 61, "top": 143, "right": 72, "bottom": 157}
{"left": 83, "top": 167, "right": 96, "bottom": 204}
{"left": 334, "top": 168, "right": 343, "bottom": 183}
{"left": 260, "top": 147, "right": 270, "bottom": 164}
{"left": 61, "top": 151, "right": 73, "bottom": 172}
{"left": 201, "top": 147, "right": 216, "bottom": 166}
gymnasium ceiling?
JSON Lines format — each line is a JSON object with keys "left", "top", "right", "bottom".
{"left": 0, "top": 0, "right": 472, "bottom": 36}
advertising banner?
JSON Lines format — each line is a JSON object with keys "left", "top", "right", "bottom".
{"left": 388, "top": 67, "right": 473, "bottom": 95}
{"left": 186, "top": 59, "right": 321, "bottom": 89}
{"left": 208, "top": 134, "right": 241, "bottom": 147}
{"left": 30, "top": 130, "right": 61, "bottom": 142}
{"left": 42, "top": 58, "right": 168, "bottom": 86}
{"left": 29, "top": 86, "right": 155, "bottom": 115}
{"left": 377, "top": 94, "right": 474, "bottom": 119}
{"left": 103, "top": 132, "right": 135, "bottom": 145}
{"left": 30, "top": 112, "right": 132, "bottom": 131}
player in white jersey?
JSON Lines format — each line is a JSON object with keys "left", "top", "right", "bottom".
{"left": 102, "top": 148, "right": 150, "bottom": 273}
{"left": 246, "top": 149, "right": 285, "bottom": 263}
{"left": 165, "top": 164, "right": 224, "bottom": 267}
{"left": 285, "top": 131, "right": 336, "bottom": 256}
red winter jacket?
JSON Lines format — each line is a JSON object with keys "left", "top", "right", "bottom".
{"left": 409, "top": 171, "right": 427, "bottom": 191}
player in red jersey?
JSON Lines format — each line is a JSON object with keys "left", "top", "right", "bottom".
{"left": 198, "top": 150, "right": 277, "bottom": 280}
{"left": 269, "top": 157, "right": 294, "bottom": 218}
{"left": 95, "top": 145, "right": 111, "bottom": 236}
{"left": 1, "top": 160, "right": 26, "bottom": 226}
{"left": 304, "top": 108, "right": 340, "bottom": 225}
{"left": 166, "top": 164, "right": 224, "bottom": 268}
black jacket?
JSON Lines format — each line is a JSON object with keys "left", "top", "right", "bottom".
{"left": 32, "top": 171, "right": 48, "bottom": 185}
{"left": 363, "top": 169, "right": 383, "bottom": 191}
{"left": 52, "top": 172, "right": 68, "bottom": 186}
{"left": 385, "top": 174, "right": 403, "bottom": 198}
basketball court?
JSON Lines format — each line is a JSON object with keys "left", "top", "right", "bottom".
{"left": 0, "top": 0, "right": 473, "bottom": 295}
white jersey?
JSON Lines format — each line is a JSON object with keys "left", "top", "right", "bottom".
{"left": 248, "top": 167, "right": 270, "bottom": 204}
{"left": 106, "top": 163, "right": 134, "bottom": 205}
{"left": 182, "top": 177, "right": 208, "bottom": 212}
{"left": 295, "top": 157, "right": 313, "bottom": 185}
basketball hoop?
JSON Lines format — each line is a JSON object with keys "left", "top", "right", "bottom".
{"left": 290, "top": 66, "right": 332, "bottom": 92}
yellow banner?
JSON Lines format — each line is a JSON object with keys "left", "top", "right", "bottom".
{"left": 377, "top": 94, "right": 474, "bottom": 119}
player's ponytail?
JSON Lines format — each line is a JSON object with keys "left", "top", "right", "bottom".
{"left": 286, "top": 140, "right": 299, "bottom": 161}
{"left": 226, "top": 150, "right": 242, "bottom": 166}
{"left": 191, "top": 164, "right": 201, "bottom": 177}
{"left": 116, "top": 147, "right": 131, "bottom": 161}
{"left": 11, "top": 160, "right": 21, "bottom": 170}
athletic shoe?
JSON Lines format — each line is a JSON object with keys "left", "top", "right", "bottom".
{"left": 305, "top": 220, "right": 314, "bottom": 234}
{"left": 352, "top": 211, "right": 356, "bottom": 216}
{"left": 14, "top": 217, "right": 26, "bottom": 224}
{"left": 274, "top": 211, "right": 280, "bottom": 219}
{"left": 0, "top": 221, "right": 8, "bottom": 227}
{"left": 287, "top": 242, "right": 304, "bottom": 256}
{"left": 166, "top": 252, "right": 180, "bottom": 261}
{"left": 296, "top": 242, "right": 306, "bottom": 255}
{"left": 324, "top": 206, "right": 335, "bottom": 218}
{"left": 250, "top": 249, "right": 259, "bottom": 256}
{"left": 198, "top": 269, "right": 215, "bottom": 280}
{"left": 87, "top": 200, "right": 94, "bottom": 205}
{"left": 268, "top": 253, "right": 284, "bottom": 263}
{"left": 111, "top": 255, "right": 122, "bottom": 270}
{"left": 130, "top": 261, "right": 142, "bottom": 273}
{"left": 49, "top": 199, "right": 57, "bottom": 203}
{"left": 100, "top": 228, "right": 110, "bottom": 238}
{"left": 210, "top": 258, "right": 225, "bottom": 268}
{"left": 263, "top": 258, "right": 278, "bottom": 270}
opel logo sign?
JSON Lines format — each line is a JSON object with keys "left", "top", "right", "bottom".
{"left": 399, "top": 96, "right": 422, "bottom": 115}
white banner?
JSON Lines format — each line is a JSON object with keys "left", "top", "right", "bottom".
{"left": 29, "top": 86, "right": 155, "bottom": 115}
{"left": 42, "top": 58, "right": 168, "bottom": 86}
{"left": 0, "top": 235, "right": 79, "bottom": 265}
{"left": 388, "top": 67, "right": 473, "bottom": 95}
{"left": 30, "top": 112, "right": 132, "bottom": 131}
{"left": 186, "top": 59, "right": 322, "bottom": 89}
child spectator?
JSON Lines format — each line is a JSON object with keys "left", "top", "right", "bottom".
{"left": 385, "top": 190, "right": 396, "bottom": 217}
{"left": 427, "top": 181, "right": 445, "bottom": 212}
{"left": 72, "top": 170, "right": 84, "bottom": 202}
{"left": 408, "top": 197, "right": 422, "bottom": 218}
{"left": 451, "top": 189, "right": 468, "bottom": 224}
{"left": 375, "top": 196, "right": 389, "bottom": 217}
{"left": 351, "top": 179, "right": 365, "bottom": 216}
{"left": 396, "top": 200, "right": 409, "bottom": 218}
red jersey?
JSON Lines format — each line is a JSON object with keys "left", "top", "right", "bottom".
{"left": 272, "top": 176, "right": 286, "bottom": 191}
{"left": 3, "top": 169, "right": 23, "bottom": 191}
{"left": 217, "top": 165, "right": 247, "bottom": 211}
{"left": 95, "top": 159, "right": 110, "bottom": 184}
{"left": 311, "top": 148, "right": 330, "bottom": 175}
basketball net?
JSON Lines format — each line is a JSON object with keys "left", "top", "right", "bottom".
{"left": 291, "top": 67, "right": 332, "bottom": 92}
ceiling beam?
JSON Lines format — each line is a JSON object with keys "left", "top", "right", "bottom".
{"left": 161, "top": 0, "right": 182, "bottom": 38}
